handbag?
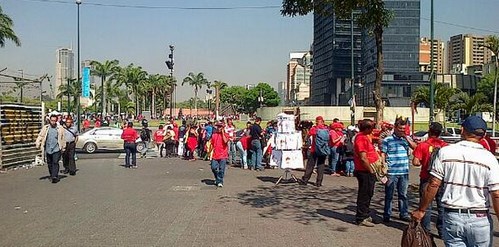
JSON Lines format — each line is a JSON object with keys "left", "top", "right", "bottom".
{"left": 370, "top": 154, "right": 388, "bottom": 184}
{"left": 401, "top": 221, "right": 436, "bottom": 247}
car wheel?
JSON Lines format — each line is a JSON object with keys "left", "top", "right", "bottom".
{"left": 84, "top": 142, "right": 97, "bottom": 153}
{"left": 136, "top": 142, "right": 145, "bottom": 153}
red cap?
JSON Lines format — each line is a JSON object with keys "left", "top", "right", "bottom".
{"left": 316, "top": 116, "right": 324, "bottom": 121}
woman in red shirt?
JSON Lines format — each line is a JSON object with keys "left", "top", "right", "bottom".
{"left": 185, "top": 126, "right": 198, "bottom": 161}
{"left": 210, "top": 122, "right": 230, "bottom": 187}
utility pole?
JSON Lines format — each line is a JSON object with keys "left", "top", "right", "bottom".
{"left": 67, "top": 78, "right": 71, "bottom": 112}
{"left": 429, "top": 0, "right": 435, "bottom": 124}
{"left": 76, "top": 0, "right": 82, "bottom": 131}
{"left": 350, "top": 11, "right": 355, "bottom": 126}
{"left": 18, "top": 69, "right": 24, "bottom": 103}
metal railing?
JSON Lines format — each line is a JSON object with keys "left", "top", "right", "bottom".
{"left": 0, "top": 104, "right": 42, "bottom": 169}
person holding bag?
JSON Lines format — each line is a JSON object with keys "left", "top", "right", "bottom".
{"left": 62, "top": 116, "right": 78, "bottom": 176}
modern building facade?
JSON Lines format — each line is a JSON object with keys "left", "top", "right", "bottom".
{"left": 311, "top": 6, "right": 362, "bottom": 106}
{"left": 419, "top": 37, "right": 445, "bottom": 74}
{"left": 311, "top": 0, "right": 422, "bottom": 107}
{"left": 286, "top": 51, "right": 312, "bottom": 105}
{"left": 277, "top": 81, "right": 286, "bottom": 106}
{"left": 54, "top": 48, "right": 74, "bottom": 99}
{"left": 447, "top": 34, "right": 493, "bottom": 74}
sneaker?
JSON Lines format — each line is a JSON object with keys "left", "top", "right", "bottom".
{"left": 357, "top": 218, "right": 375, "bottom": 227}
{"left": 132, "top": 166, "right": 138, "bottom": 169}
{"left": 243, "top": 165, "right": 248, "bottom": 170}
{"left": 217, "top": 183, "right": 223, "bottom": 188}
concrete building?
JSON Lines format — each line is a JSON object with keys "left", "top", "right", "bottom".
{"left": 277, "top": 81, "right": 286, "bottom": 106}
{"left": 447, "top": 34, "right": 493, "bottom": 74}
{"left": 311, "top": 6, "right": 362, "bottom": 106}
{"left": 419, "top": 37, "right": 445, "bottom": 74}
{"left": 54, "top": 48, "right": 74, "bottom": 99}
{"left": 286, "top": 51, "right": 312, "bottom": 105}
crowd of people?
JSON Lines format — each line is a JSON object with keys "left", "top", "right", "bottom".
{"left": 36, "top": 110, "right": 499, "bottom": 246}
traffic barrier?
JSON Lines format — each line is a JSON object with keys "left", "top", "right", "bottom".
{"left": 0, "top": 104, "right": 43, "bottom": 169}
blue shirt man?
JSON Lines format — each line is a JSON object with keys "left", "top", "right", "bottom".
{"left": 381, "top": 118, "right": 417, "bottom": 223}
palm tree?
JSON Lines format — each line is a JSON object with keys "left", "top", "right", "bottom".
{"left": 182, "top": 72, "right": 209, "bottom": 116}
{"left": 0, "top": 5, "right": 20, "bottom": 47}
{"left": 450, "top": 92, "right": 493, "bottom": 118}
{"left": 57, "top": 78, "right": 93, "bottom": 112}
{"left": 90, "top": 60, "right": 119, "bottom": 116}
{"left": 211, "top": 80, "right": 228, "bottom": 119}
{"left": 146, "top": 74, "right": 170, "bottom": 118}
{"left": 483, "top": 35, "right": 499, "bottom": 130}
{"left": 411, "top": 83, "right": 460, "bottom": 127}
{"left": 115, "top": 64, "right": 147, "bottom": 116}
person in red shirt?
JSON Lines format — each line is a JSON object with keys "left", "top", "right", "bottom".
{"left": 412, "top": 122, "right": 447, "bottom": 234}
{"left": 121, "top": 122, "right": 139, "bottom": 168}
{"left": 82, "top": 118, "right": 90, "bottom": 132}
{"left": 329, "top": 122, "right": 344, "bottom": 176}
{"left": 301, "top": 116, "right": 329, "bottom": 187}
{"left": 479, "top": 133, "right": 496, "bottom": 154}
{"left": 210, "top": 121, "right": 230, "bottom": 187}
{"left": 354, "top": 119, "right": 378, "bottom": 227}
{"left": 236, "top": 132, "right": 251, "bottom": 169}
{"left": 153, "top": 125, "right": 165, "bottom": 152}
{"left": 94, "top": 118, "right": 101, "bottom": 128}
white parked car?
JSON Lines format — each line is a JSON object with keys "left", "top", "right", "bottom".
{"left": 76, "top": 127, "right": 146, "bottom": 153}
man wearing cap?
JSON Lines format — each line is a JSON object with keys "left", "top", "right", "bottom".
{"left": 412, "top": 122, "right": 448, "bottom": 234}
{"left": 210, "top": 121, "right": 230, "bottom": 187}
{"left": 328, "top": 122, "right": 344, "bottom": 176}
{"left": 301, "top": 116, "right": 329, "bottom": 187}
{"left": 36, "top": 114, "right": 66, "bottom": 183}
{"left": 412, "top": 116, "right": 499, "bottom": 246}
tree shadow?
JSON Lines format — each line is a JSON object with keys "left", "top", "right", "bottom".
{"left": 230, "top": 181, "right": 420, "bottom": 231}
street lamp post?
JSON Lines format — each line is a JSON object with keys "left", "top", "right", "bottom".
{"left": 67, "top": 78, "right": 71, "bottom": 112}
{"left": 18, "top": 69, "right": 24, "bottom": 103}
{"left": 492, "top": 53, "right": 498, "bottom": 137}
{"left": 429, "top": 0, "right": 435, "bottom": 123}
{"left": 350, "top": 11, "right": 355, "bottom": 126}
{"left": 76, "top": 0, "right": 82, "bottom": 131}
{"left": 165, "top": 45, "right": 175, "bottom": 118}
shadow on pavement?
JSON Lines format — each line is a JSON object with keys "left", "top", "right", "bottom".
{"left": 39, "top": 175, "right": 68, "bottom": 180}
{"left": 231, "top": 182, "right": 419, "bottom": 231}
{"left": 201, "top": 179, "right": 216, "bottom": 186}
{"left": 256, "top": 176, "right": 279, "bottom": 184}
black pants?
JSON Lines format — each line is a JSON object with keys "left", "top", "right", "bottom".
{"left": 124, "top": 143, "right": 137, "bottom": 167}
{"left": 62, "top": 141, "right": 76, "bottom": 173}
{"left": 46, "top": 151, "right": 61, "bottom": 179}
{"left": 302, "top": 153, "right": 327, "bottom": 186}
{"left": 161, "top": 140, "right": 176, "bottom": 157}
{"left": 355, "top": 171, "right": 376, "bottom": 223}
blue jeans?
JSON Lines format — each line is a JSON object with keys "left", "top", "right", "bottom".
{"left": 328, "top": 146, "right": 340, "bottom": 172}
{"left": 345, "top": 160, "right": 354, "bottom": 174}
{"left": 124, "top": 143, "right": 137, "bottom": 167}
{"left": 228, "top": 141, "right": 237, "bottom": 165}
{"left": 383, "top": 174, "right": 409, "bottom": 219}
{"left": 442, "top": 211, "right": 493, "bottom": 247}
{"left": 250, "top": 139, "right": 263, "bottom": 169}
{"left": 236, "top": 141, "right": 247, "bottom": 167}
{"left": 211, "top": 159, "right": 227, "bottom": 185}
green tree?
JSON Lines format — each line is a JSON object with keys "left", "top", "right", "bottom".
{"left": 0, "top": 5, "right": 20, "bottom": 47}
{"left": 411, "top": 83, "right": 460, "bottom": 128}
{"left": 57, "top": 78, "right": 94, "bottom": 113}
{"left": 114, "top": 64, "right": 147, "bottom": 116}
{"left": 182, "top": 72, "right": 209, "bottom": 116}
{"left": 450, "top": 92, "right": 493, "bottom": 117}
{"left": 477, "top": 73, "right": 496, "bottom": 103}
{"left": 282, "top": 0, "right": 392, "bottom": 123}
{"left": 483, "top": 35, "right": 499, "bottom": 123}
{"left": 242, "top": 83, "right": 280, "bottom": 114}
{"left": 220, "top": 85, "right": 247, "bottom": 113}
{"left": 90, "top": 59, "right": 119, "bottom": 115}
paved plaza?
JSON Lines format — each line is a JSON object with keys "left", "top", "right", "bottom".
{"left": 1, "top": 155, "right": 499, "bottom": 247}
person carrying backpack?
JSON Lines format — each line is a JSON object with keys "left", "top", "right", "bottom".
{"left": 140, "top": 121, "right": 152, "bottom": 158}
{"left": 412, "top": 122, "right": 448, "bottom": 236}
{"left": 301, "top": 116, "right": 330, "bottom": 187}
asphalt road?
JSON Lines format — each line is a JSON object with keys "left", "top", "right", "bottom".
{"left": 75, "top": 150, "right": 121, "bottom": 159}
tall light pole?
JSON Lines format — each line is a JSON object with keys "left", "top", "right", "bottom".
{"left": 429, "top": 0, "right": 435, "bottom": 123}
{"left": 76, "top": 0, "right": 81, "bottom": 131}
{"left": 165, "top": 45, "right": 174, "bottom": 118}
{"left": 67, "top": 78, "right": 71, "bottom": 112}
{"left": 18, "top": 69, "right": 24, "bottom": 103}
{"left": 350, "top": 11, "right": 355, "bottom": 126}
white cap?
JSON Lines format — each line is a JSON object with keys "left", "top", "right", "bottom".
{"left": 49, "top": 111, "right": 61, "bottom": 116}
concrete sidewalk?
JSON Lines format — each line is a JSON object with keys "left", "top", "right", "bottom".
{"left": 0, "top": 157, "right": 497, "bottom": 247}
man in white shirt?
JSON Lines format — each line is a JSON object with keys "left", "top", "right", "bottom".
{"left": 412, "top": 116, "right": 499, "bottom": 247}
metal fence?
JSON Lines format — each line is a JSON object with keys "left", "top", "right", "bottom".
{"left": 0, "top": 104, "right": 42, "bottom": 169}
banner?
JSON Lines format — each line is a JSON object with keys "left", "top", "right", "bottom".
{"left": 82, "top": 66, "right": 90, "bottom": 98}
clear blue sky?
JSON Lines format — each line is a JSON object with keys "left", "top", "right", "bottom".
{"left": 1, "top": 0, "right": 499, "bottom": 101}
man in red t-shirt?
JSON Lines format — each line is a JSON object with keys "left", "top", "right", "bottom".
{"left": 301, "top": 116, "right": 329, "bottom": 187}
{"left": 329, "top": 122, "right": 344, "bottom": 176}
{"left": 210, "top": 121, "right": 230, "bottom": 187}
{"left": 412, "top": 122, "right": 447, "bottom": 234}
{"left": 121, "top": 122, "right": 139, "bottom": 168}
{"left": 479, "top": 133, "right": 496, "bottom": 154}
{"left": 354, "top": 119, "right": 378, "bottom": 227}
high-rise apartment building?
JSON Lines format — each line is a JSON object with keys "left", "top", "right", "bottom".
{"left": 286, "top": 51, "right": 312, "bottom": 105}
{"left": 447, "top": 34, "right": 493, "bottom": 74}
{"left": 311, "top": 7, "right": 362, "bottom": 106}
{"left": 419, "top": 37, "right": 445, "bottom": 74}
{"left": 54, "top": 48, "right": 74, "bottom": 99}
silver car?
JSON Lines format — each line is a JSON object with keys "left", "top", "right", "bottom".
{"left": 76, "top": 127, "right": 145, "bottom": 153}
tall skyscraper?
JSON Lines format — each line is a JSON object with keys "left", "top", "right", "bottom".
{"left": 447, "top": 34, "right": 493, "bottom": 74}
{"left": 311, "top": 0, "right": 423, "bottom": 107}
{"left": 311, "top": 6, "right": 362, "bottom": 106}
{"left": 54, "top": 48, "right": 74, "bottom": 99}
{"left": 419, "top": 37, "right": 445, "bottom": 74}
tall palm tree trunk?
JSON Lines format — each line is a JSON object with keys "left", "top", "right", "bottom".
{"left": 215, "top": 86, "right": 220, "bottom": 119}
{"left": 151, "top": 89, "right": 156, "bottom": 118}
{"left": 101, "top": 76, "right": 106, "bottom": 116}
{"left": 194, "top": 88, "right": 198, "bottom": 117}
